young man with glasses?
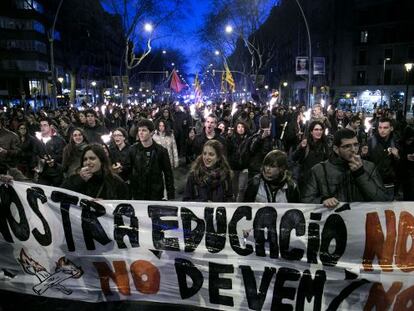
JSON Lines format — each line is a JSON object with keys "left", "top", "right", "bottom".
{"left": 302, "top": 129, "right": 389, "bottom": 207}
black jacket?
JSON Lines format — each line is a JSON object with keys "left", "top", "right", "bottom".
{"left": 301, "top": 155, "right": 389, "bottom": 203}
{"left": 192, "top": 128, "right": 227, "bottom": 156}
{"left": 183, "top": 172, "right": 233, "bottom": 202}
{"left": 61, "top": 173, "right": 129, "bottom": 200}
{"left": 126, "top": 141, "right": 175, "bottom": 200}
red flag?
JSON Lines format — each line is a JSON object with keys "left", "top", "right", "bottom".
{"left": 170, "top": 69, "right": 185, "bottom": 93}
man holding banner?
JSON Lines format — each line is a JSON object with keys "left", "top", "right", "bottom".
{"left": 302, "top": 128, "right": 390, "bottom": 207}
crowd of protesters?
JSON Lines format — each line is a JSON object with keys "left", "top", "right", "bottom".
{"left": 1, "top": 99, "right": 413, "bottom": 207}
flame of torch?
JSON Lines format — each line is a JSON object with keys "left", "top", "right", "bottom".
{"left": 101, "top": 132, "right": 112, "bottom": 144}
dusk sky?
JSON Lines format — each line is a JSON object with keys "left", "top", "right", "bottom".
{"left": 153, "top": 0, "right": 212, "bottom": 74}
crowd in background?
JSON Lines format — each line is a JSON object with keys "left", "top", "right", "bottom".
{"left": 0, "top": 99, "right": 413, "bottom": 207}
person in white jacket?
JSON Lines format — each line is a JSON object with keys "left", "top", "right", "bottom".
{"left": 153, "top": 119, "right": 179, "bottom": 168}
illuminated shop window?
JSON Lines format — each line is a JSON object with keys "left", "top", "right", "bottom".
{"left": 360, "top": 30, "right": 368, "bottom": 43}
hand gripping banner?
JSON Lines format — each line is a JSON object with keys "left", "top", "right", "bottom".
{"left": 0, "top": 181, "right": 414, "bottom": 310}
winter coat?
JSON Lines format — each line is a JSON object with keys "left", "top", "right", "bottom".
{"left": 192, "top": 128, "right": 227, "bottom": 156}
{"left": 367, "top": 133, "right": 400, "bottom": 185}
{"left": 183, "top": 172, "right": 233, "bottom": 202}
{"left": 83, "top": 123, "right": 108, "bottom": 144}
{"left": 126, "top": 141, "right": 175, "bottom": 200}
{"left": 108, "top": 143, "right": 131, "bottom": 181}
{"left": 152, "top": 132, "right": 179, "bottom": 168}
{"left": 226, "top": 133, "right": 250, "bottom": 171}
{"left": 301, "top": 155, "right": 389, "bottom": 204}
{"left": 244, "top": 173, "right": 300, "bottom": 203}
{"left": 61, "top": 172, "right": 128, "bottom": 200}
{"left": 248, "top": 131, "right": 274, "bottom": 177}
{"left": 62, "top": 142, "right": 88, "bottom": 177}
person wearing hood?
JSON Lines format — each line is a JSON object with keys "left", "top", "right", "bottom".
{"left": 244, "top": 150, "right": 300, "bottom": 203}
{"left": 302, "top": 129, "right": 389, "bottom": 207}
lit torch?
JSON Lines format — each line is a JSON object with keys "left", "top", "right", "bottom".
{"left": 231, "top": 102, "right": 237, "bottom": 116}
{"left": 364, "top": 116, "right": 372, "bottom": 134}
{"left": 101, "top": 132, "right": 112, "bottom": 144}
{"left": 304, "top": 109, "right": 311, "bottom": 123}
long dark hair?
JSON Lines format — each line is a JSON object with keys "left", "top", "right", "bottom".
{"left": 307, "top": 121, "right": 327, "bottom": 145}
{"left": 80, "top": 143, "right": 113, "bottom": 178}
{"left": 64, "top": 128, "right": 88, "bottom": 159}
{"left": 191, "top": 140, "right": 232, "bottom": 183}
{"left": 155, "top": 119, "right": 173, "bottom": 136}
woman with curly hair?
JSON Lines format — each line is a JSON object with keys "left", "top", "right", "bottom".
{"left": 61, "top": 143, "right": 128, "bottom": 199}
{"left": 183, "top": 140, "right": 233, "bottom": 202}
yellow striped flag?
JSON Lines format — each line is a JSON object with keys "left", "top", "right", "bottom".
{"left": 224, "top": 62, "right": 235, "bottom": 92}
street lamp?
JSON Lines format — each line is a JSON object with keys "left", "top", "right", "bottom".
{"left": 162, "top": 50, "right": 166, "bottom": 54}
{"left": 57, "top": 77, "right": 64, "bottom": 95}
{"left": 404, "top": 63, "right": 413, "bottom": 119}
{"left": 144, "top": 23, "right": 153, "bottom": 33}
{"left": 91, "top": 81, "right": 97, "bottom": 104}
{"left": 225, "top": 25, "right": 233, "bottom": 34}
{"left": 294, "top": 0, "right": 312, "bottom": 108}
{"left": 380, "top": 57, "right": 391, "bottom": 107}
{"left": 214, "top": 50, "right": 220, "bottom": 56}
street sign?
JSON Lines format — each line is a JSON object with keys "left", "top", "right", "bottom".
{"left": 313, "top": 57, "right": 325, "bottom": 75}
{"left": 295, "top": 56, "right": 309, "bottom": 75}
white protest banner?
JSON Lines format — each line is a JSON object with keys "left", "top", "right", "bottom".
{"left": 0, "top": 181, "right": 414, "bottom": 310}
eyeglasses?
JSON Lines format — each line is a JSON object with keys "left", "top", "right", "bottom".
{"left": 339, "top": 143, "right": 360, "bottom": 150}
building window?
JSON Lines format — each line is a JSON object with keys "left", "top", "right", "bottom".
{"left": 33, "top": 21, "right": 45, "bottom": 34}
{"left": 357, "top": 71, "right": 366, "bottom": 85}
{"left": 358, "top": 50, "right": 367, "bottom": 65}
{"left": 360, "top": 30, "right": 368, "bottom": 43}
{"left": 408, "top": 46, "right": 414, "bottom": 61}
{"left": 384, "top": 69, "right": 392, "bottom": 85}
{"left": 384, "top": 48, "right": 393, "bottom": 60}
{"left": 16, "top": 0, "right": 44, "bottom": 13}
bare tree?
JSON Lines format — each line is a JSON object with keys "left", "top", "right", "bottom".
{"left": 102, "top": 0, "right": 185, "bottom": 104}
{"left": 198, "top": 0, "right": 277, "bottom": 82}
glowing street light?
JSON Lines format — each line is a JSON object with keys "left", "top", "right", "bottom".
{"left": 225, "top": 25, "right": 233, "bottom": 34}
{"left": 91, "top": 81, "right": 97, "bottom": 87}
{"left": 403, "top": 63, "right": 413, "bottom": 119}
{"left": 162, "top": 50, "right": 166, "bottom": 54}
{"left": 214, "top": 50, "right": 220, "bottom": 56}
{"left": 171, "top": 62, "right": 175, "bottom": 66}
{"left": 144, "top": 23, "right": 153, "bottom": 32}
{"left": 57, "top": 77, "right": 64, "bottom": 84}
{"left": 380, "top": 57, "right": 391, "bottom": 107}
{"left": 283, "top": 82, "right": 288, "bottom": 87}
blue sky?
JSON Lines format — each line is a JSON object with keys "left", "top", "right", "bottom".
{"left": 152, "top": 0, "right": 211, "bottom": 74}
